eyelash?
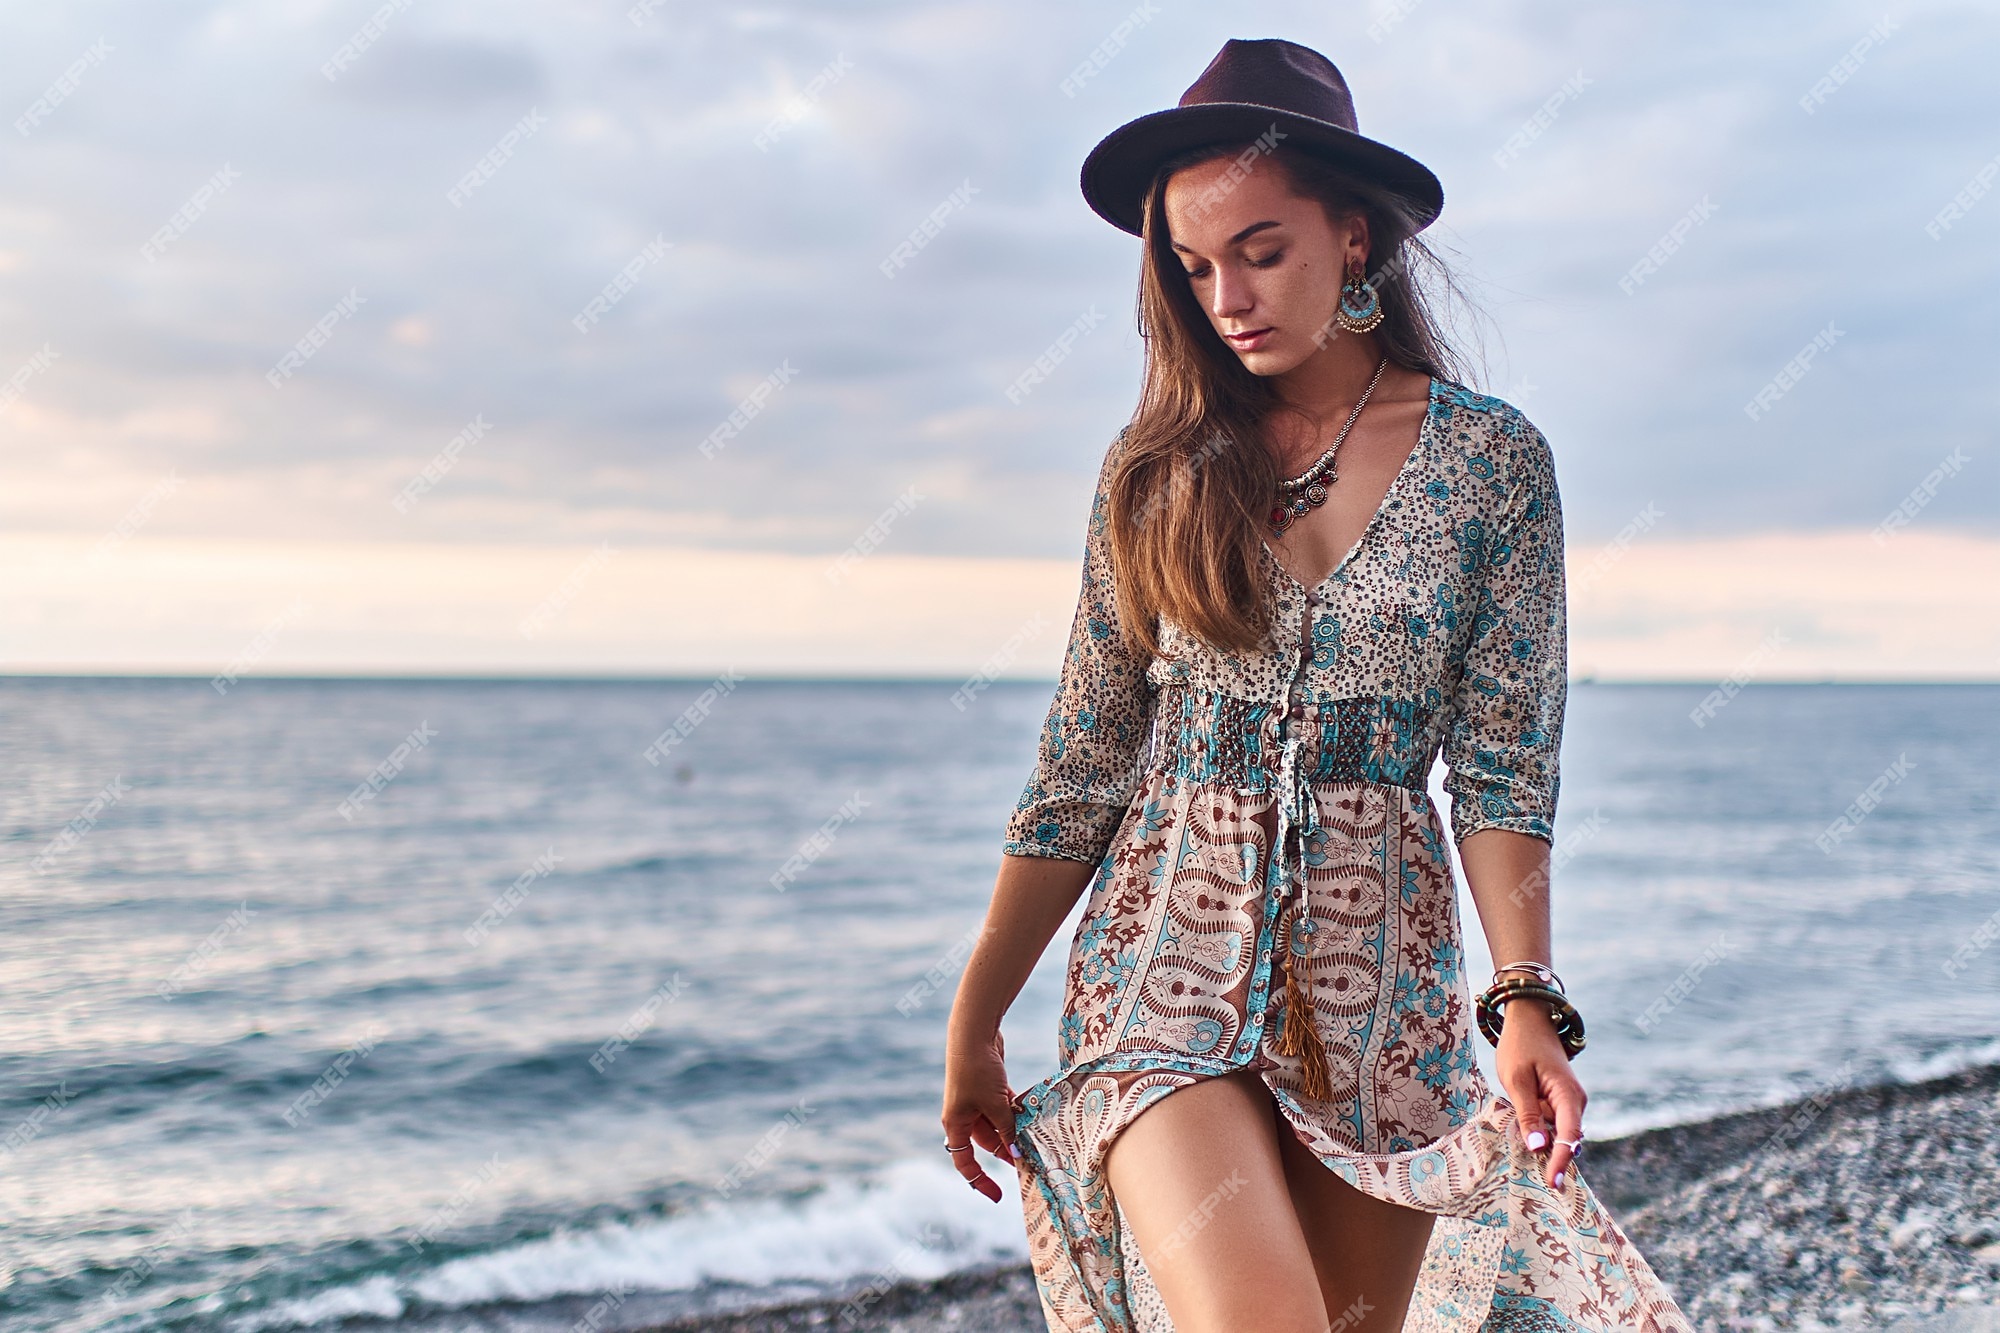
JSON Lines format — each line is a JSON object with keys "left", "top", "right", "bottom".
{"left": 1184, "top": 251, "right": 1284, "bottom": 280}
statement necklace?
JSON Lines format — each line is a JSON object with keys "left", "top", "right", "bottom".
{"left": 1269, "top": 354, "right": 1389, "bottom": 535}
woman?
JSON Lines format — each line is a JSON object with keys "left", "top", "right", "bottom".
{"left": 943, "top": 39, "right": 1692, "bottom": 1333}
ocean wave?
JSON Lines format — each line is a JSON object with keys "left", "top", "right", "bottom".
{"left": 228, "top": 1155, "right": 1028, "bottom": 1330}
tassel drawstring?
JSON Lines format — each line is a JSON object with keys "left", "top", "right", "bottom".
{"left": 1275, "top": 894, "right": 1334, "bottom": 1102}
{"left": 1268, "top": 693, "right": 1333, "bottom": 1103}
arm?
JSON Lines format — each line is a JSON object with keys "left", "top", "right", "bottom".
{"left": 1441, "top": 419, "right": 1567, "bottom": 849}
{"left": 1440, "top": 416, "right": 1581, "bottom": 1188}
{"left": 944, "top": 854, "right": 1096, "bottom": 1201}
{"left": 946, "top": 433, "right": 1158, "bottom": 1201}
{"left": 999, "top": 433, "right": 1158, "bottom": 863}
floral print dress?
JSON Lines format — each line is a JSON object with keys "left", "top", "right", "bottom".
{"left": 1000, "top": 378, "right": 1692, "bottom": 1333}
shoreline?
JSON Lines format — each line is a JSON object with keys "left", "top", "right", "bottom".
{"left": 638, "top": 1060, "right": 2000, "bottom": 1332}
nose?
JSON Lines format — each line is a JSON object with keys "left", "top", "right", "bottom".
{"left": 1209, "top": 265, "right": 1252, "bottom": 323}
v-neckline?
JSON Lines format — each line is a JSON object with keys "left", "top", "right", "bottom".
{"left": 1262, "top": 373, "right": 1440, "bottom": 596}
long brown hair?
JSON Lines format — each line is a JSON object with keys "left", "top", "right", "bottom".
{"left": 1106, "top": 142, "right": 1481, "bottom": 657}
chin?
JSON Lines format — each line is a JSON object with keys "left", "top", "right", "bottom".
{"left": 1235, "top": 343, "right": 1303, "bottom": 375}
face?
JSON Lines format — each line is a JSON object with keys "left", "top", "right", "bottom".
{"left": 1161, "top": 153, "right": 1365, "bottom": 374}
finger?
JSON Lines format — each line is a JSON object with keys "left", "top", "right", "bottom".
{"left": 956, "top": 1153, "right": 1002, "bottom": 1202}
{"left": 1546, "top": 1078, "right": 1586, "bottom": 1189}
{"left": 1545, "top": 1140, "right": 1572, "bottom": 1188}
{"left": 1503, "top": 1069, "right": 1549, "bottom": 1153}
{"left": 943, "top": 1117, "right": 1005, "bottom": 1202}
{"left": 954, "top": 1107, "right": 1023, "bottom": 1168}
{"left": 965, "top": 1160, "right": 1002, "bottom": 1202}
{"left": 974, "top": 1088, "right": 1023, "bottom": 1155}
{"left": 982, "top": 1105, "right": 1025, "bottom": 1163}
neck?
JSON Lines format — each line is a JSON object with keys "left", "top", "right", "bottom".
{"left": 1272, "top": 335, "right": 1388, "bottom": 421}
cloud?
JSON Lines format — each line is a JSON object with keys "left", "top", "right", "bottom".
{"left": 0, "top": 0, "right": 1994, "bottom": 671}
{"left": 321, "top": 36, "right": 547, "bottom": 109}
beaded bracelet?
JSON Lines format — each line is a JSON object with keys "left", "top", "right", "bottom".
{"left": 1475, "top": 977, "right": 1587, "bottom": 1059}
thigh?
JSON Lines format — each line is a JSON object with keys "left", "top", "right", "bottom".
{"left": 1102, "top": 1068, "right": 1328, "bottom": 1333}
{"left": 1273, "top": 1117, "right": 1437, "bottom": 1332}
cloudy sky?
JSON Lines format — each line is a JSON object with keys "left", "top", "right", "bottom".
{"left": 2, "top": 0, "right": 1994, "bottom": 679}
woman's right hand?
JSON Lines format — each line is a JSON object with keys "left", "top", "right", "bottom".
{"left": 941, "top": 1022, "right": 1022, "bottom": 1203}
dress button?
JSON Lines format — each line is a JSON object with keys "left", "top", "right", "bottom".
{"left": 1289, "top": 704, "right": 1304, "bottom": 720}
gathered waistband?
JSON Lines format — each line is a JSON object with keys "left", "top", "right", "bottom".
{"left": 1143, "top": 684, "right": 1436, "bottom": 794}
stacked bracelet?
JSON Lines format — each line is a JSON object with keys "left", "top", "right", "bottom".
{"left": 1475, "top": 977, "right": 1587, "bottom": 1059}
{"left": 1491, "top": 960, "right": 1565, "bottom": 994}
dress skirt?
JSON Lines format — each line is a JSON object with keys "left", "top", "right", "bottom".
{"left": 1007, "top": 761, "right": 1693, "bottom": 1333}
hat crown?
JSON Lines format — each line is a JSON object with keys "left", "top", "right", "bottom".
{"left": 1176, "top": 37, "right": 1359, "bottom": 134}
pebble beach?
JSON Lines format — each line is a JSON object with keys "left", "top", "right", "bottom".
{"left": 642, "top": 1061, "right": 2000, "bottom": 1333}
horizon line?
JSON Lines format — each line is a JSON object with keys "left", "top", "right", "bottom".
{"left": 1, "top": 671, "right": 1996, "bottom": 687}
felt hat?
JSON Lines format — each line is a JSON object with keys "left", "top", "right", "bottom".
{"left": 1079, "top": 37, "right": 1444, "bottom": 237}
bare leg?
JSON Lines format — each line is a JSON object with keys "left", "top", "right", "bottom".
{"left": 1102, "top": 1068, "right": 1329, "bottom": 1333}
{"left": 1272, "top": 1101, "right": 1437, "bottom": 1331}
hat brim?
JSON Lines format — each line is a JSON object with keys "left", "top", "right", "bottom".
{"left": 1080, "top": 103, "right": 1443, "bottom": 238}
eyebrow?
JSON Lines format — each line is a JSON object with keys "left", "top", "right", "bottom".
{"left": 1171, "top": 220, "right": 1283, "bottom": 254}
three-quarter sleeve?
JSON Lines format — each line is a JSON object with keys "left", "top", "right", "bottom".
{"left": 1001, "top": 433, "right": 1158, "bottom": 865}
{"left": 1441, "top": 414, "right": 1568, "bottom": 847}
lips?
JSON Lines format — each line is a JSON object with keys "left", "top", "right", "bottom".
{"left": 1224, "top": 327, "right": 1273, "bottom": 349}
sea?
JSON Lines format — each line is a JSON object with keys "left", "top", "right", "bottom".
{"left": 0, "top": 676, "right": 1995, "bottom": 1332}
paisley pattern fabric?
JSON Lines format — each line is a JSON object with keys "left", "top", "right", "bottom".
{"left": 1001, "top": 378, "right": 1692, "bottom": 1333}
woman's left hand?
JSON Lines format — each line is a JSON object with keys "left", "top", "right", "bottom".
{"left": 1495, "top": 999, "right": 1585, "bottom": 1190}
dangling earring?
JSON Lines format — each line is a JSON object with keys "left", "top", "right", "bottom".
{"left": 1333, "top": 257, "right": 1385, "bottom": 333}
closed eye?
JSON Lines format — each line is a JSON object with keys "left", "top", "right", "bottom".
{"left": 1182, "top": 251, "right": 1285, "bottom": 280}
